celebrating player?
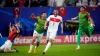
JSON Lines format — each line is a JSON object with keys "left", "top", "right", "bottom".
{"left": 71, "top": 6, "right": 94, "bottom": 50}
{"left": 28, "top": 12, "right": 46, "bottom": 54}
{"left": 42, "top": 9, "right": 63, "bottom": 55}
{"left": 0, "top": 23, "right": 20, "bottom": 53}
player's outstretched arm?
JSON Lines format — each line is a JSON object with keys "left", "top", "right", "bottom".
{"left": 44, "top": 15, "right": 50, "bottom": 29}
{"left": 30, "top": 13, "right": 34, "bottom": 19}
{"left": 71, "top": 16, "right": 79, "bottom": 20}
{"left": 9, "top": 22, "right": 12, "bottom": 32}
{"left": 44, "top": 21, "right": 49, "bottom": 30}
{"left": 15, "top": 24, "right": 20, "bottom": 33}
{"left": 89, "top": 17, "right": 94, "bottom": 25}
{"left": 87, "top": 13, "right": 94, "bottom": 25}
{"left": 30, "top": 13, "right": 37, "bottom": 20}
{"left": 61, "top": 22, "right": 63, "bottom": 34}
{"left": 60, "top": 17, "right": 63, "bottom": 34}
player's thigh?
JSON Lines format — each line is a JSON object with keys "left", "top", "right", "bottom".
{"left": 5, "top": 40, "right": 12, "bottom": 51}
{"left": 37, "top": 33, "right": 43, "bottom": 42}
{"left": 85, "top": 28, "right": 91, "bottom": 37}
{"left": 46, "top": 31, "right": 50, "bottom": 40}
{"left": 0, "top": 43, "right": 6, "bottom": 50}
{"left": 86, "top": 26, "right": 94, "bottom": 37}
{"left": 33, "top": 30, "right": 38, "bottom": 40}
{"left": 0, "top": 40, "right": 10, "bottom": 50}
{"left": 78, "top": 28, "right": 84, "bottom": 36}
{"left": 49, "top": 32, "right": 57, "bottom": 41}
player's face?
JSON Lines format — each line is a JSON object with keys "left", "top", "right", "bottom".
{"left": 12, "top": 26, "right": 16, "bottom": 30}
{"left": 80, "top": 7, "right": 85, "bottom": 12}
{"left": 42, "top": 13, "right": 46, "bottom": 18}
{"left": 53, "top": 10, "right": 58, "bottom": 15}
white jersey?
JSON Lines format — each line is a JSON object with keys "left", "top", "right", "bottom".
{"left": 47, "top": 15, "right": 62, "bottom": 32}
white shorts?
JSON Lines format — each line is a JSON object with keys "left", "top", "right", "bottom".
{"left": 47, "top": 31, "right": 57, "bottom": 40}
{"left": 0, "top": 40, "right": 12, "bottom": 50}
{"left": 33, "top": 30, "right": 43, "bottom": 42}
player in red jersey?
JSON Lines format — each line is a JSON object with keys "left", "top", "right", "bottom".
{"left": 0, "top": 23, "right": 20, "bottom": 53}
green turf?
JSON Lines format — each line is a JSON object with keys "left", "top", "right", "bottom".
{"left": 0, "top": 44, "right": 100, "bottom": 56}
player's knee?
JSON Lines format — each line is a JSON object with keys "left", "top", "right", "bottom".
{"left": 0, "top": 48, "right": 3, "bottom": 51}
{"left": 32, "top": 39, "right": 36, "bottom": 42}
{"left": 4, "top": 49, "right": 8, "bottom": 52}
{"left": 0, "top": 47, "right": 1, "bottom": 50}
{"left": 32, "top": 36, "right": 36, "bottom": 40}
{"left": 49, "top": 39, "right": 52, "bottom": 42}
{"left": 4, "top": 50, "right": 8, "bottom": 52}
{"left": 37, "top": 39, "right": 41, "bottom": 43}
{"left": 49, "top": 39, "right": 54, "bottom": 43}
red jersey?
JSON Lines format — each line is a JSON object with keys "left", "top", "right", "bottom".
{"left": 8, "top": 30, "right": 18, "bottom": 42}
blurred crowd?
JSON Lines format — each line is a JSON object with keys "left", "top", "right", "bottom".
{"left": 0, "top": 0, "right": 100, "bottom": 7}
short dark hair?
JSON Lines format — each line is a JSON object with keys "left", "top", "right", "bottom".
{"left": 42, "top": 12, "right": 46, "bottom": 14}
{"left": 80, "top": 6, "right": 86, "bottom": 9}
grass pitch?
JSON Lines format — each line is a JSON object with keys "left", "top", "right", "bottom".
{"left": 0, "top": 44, "right": 100, "bottom": 56}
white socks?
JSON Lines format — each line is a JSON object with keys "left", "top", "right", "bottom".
{"left": 77, "top": 45, "right": 80, "bottom": 48}
{"left": 30, "top": 42, "right": 52, "bottom": 52}
{"left": 44, "top": 42, "right": 51, "bottom": 52}
{"left": 35, "top": 46, "right": 37, "bottom": 49}
{"left": 29, "top": 45, "right": 33, "bottom": 50}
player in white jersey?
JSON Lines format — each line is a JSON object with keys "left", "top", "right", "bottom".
{"left": 42, "top": 9, "right": 63, "bottom": 55}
